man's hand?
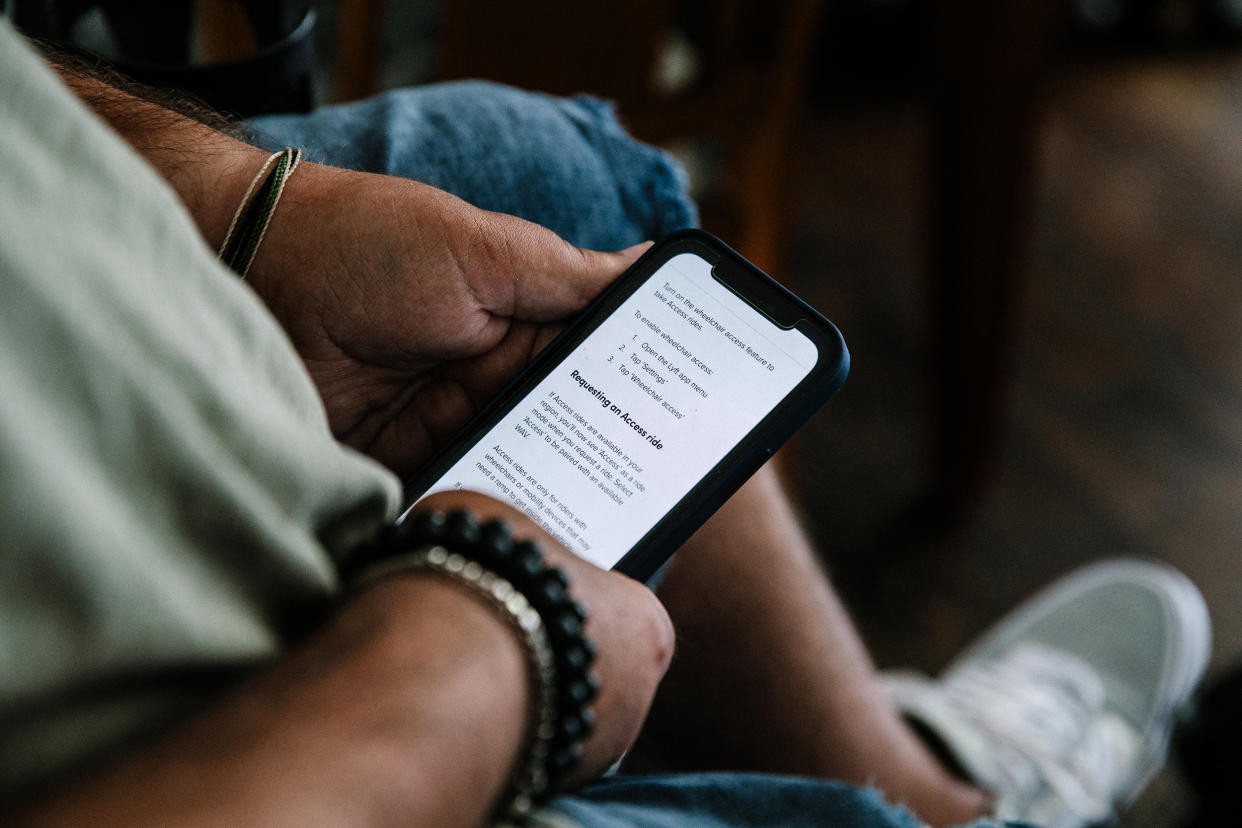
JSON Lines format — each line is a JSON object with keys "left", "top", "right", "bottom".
{"left": 247, "top": 165, "right": 648, "bottom": 475}
{"left": 45, "top": 61, "right": 646, "bottom": 477}
{"left": 416, "top": 490, "right": 675, "bottom": 787}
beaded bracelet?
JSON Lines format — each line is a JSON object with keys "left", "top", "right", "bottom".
{"left": 352, "top": 545, "right": 556, "bottom": 818}
{"left": 342, "top": 511, "right": 598, "bottom": 801}
{"left": 217, "top": 147, "right": 302, "bottom": 278}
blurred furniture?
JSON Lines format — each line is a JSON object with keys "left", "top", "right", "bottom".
{"left": 336, "top": 0, "right": 826, "bottom": 276}
{"left": 336, "top": 0, "right": 1058, "bottom": 525}
{"left": 923, "top": 0, "right": 1057, "bottom": 526}
{"left": 335, "top": 0, "right": 383, "bottom": 101}
{"left": 7, "top": 0, "right": 317, "bottom": 117}
{"left": 15, "top": 0, "right": 1058, "bottom": 524}
{"left": 333, "top": 0, "right": 1059, "bottom": 525}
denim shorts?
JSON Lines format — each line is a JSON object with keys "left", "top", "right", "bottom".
{"left": 249, "top": 82, "right": 1027, "bottom": 828}
{"left": 250, "top": 79, "right": 697, "bottom": 252}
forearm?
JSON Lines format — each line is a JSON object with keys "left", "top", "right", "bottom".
{"left": 43, "top": 52, "right": 269, "bottom": 250}
{"left": 8, "top": 577, "right": 529, "bottom": 827}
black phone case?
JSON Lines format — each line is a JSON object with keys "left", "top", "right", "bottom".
{"left": 402, "top": 229, "right": 850, "bottom": 581}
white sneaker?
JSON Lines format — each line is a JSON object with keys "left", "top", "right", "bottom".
{"left": 884, "top": 559, "right": 1211, "bottom": 828}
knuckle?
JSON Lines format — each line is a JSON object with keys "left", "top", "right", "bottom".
{"left": 649, "top": 601, "right": 675, "bottom": 675}
{"left": 623, "top": 579, "right": 675, "bottom": 676}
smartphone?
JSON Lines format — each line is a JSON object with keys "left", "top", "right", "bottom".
{"left": 399, "top": 230, "right": 849, "bottom": 580}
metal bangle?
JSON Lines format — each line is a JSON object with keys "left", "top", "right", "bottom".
{"left": 352, "top": 545, "right": 557, "bottom": 819}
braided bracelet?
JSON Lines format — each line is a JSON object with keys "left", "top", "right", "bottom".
{"left": 217, "top": 147, "right": 302, "bottom": 278}
{"left": 343, "top": 511, "right": 598, "bottom": 800}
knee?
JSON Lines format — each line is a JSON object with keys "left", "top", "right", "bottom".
{"left": 362, "top": 80, "right": 699, "bottom": 250}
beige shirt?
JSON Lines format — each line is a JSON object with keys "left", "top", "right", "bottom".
{"left": 0, "top": 20, "right": 400, "bottom": 798}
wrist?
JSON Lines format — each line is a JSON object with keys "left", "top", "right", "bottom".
{"left": 317, "top": 574, "right": 533, "bottom": 826}
{"left": 50, "top": 64, "right": 271, "bottom": 250}
{"left": 12, "top": 572, "right": 531, "bottom": 828}
{"left": 235, "top": 159, "right": 350, "bottom": 330}
{"left": 346, "top": 510, "right": 600, "bottom": 808}
{"left": 175, "top": 137, "right": 274, "bottom": 251}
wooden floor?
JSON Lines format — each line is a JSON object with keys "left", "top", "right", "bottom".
{"left": 785, "top": 53, "right": 1242, "bottom": 826}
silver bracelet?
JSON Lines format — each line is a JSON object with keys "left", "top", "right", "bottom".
{"left": 353, "top": 545, "right": 558, "bottom": 819}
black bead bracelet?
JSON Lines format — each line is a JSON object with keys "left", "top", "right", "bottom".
{"left": 343, "top": 510, "right": 598, "bottom": 792}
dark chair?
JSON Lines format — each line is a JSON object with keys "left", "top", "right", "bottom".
{"left": 336, "top": 0, "right": 826, "bottom": 277}
{"left": 6, "top": 0, "right": 317, "bottom": 118}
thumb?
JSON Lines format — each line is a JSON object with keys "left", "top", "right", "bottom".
{"left": 615, "top": 240, "right": 656, "bottom": 263}
{"left": 567, "top": 240, "right": 652, "bottom": 296}
{"left": 508, "top": 228, "right": 653, "bottom": 319}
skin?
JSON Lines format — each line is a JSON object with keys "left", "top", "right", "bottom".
{"left": 9, "top": 492, "right": 673, "bottom": 827}
{"left": 24, "top": 58, "right": 991, "bottom": 826}
{"left": 54, "top": 67, "right": 650, "bottom": 477}
{"left": 12, "top": 573, "right": 535, "bottom": 827}
{"left": 245, "top": 163, "right": 653, "bottom": 473}
{"left": 637, "top": 466, "right": 990, "bottom": 826}
{"left": 9, "top": 65, "right": 672, "bottom": 828}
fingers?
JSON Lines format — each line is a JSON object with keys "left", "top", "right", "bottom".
{"left": 415, "top": 489, "right": 569, "bottom": 555}
{"left": 548, "top": 240, "right": 652, "bottom": 314}
{"left": 558, "top": 570, "right": 674, "bottom": 788}
{"left": 410, "top": 490, "right": 673, "bottom": 785}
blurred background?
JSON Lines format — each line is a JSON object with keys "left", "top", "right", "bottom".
{"left": 11, "top": 1, "right": 1242, "bottom": 824}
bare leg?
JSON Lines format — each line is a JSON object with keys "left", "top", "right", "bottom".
{"left": 630, "top": 463, "right": 989, "bottom": 827}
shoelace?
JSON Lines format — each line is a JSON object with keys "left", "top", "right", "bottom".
{"left": 939, "top": 643, "right": 1140, "bottom": 825}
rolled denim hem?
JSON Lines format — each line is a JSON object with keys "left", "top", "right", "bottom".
{"left": 532, "top": 772, "right": 1035, "bottom": 828}
{"left": 248, "top": 80, "right": 698, "bottom": 252}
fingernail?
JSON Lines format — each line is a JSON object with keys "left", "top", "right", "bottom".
{"left": 620, "top": 241, "right": 654, "bottom": 260}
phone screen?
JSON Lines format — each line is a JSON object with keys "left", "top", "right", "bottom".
{"left": 404, "top": 251, "right": 819, "bottom": 570}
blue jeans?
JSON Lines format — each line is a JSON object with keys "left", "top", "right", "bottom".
{"left": 249, "top": 82, "right": 1025, "bottom": 828}
{"left": 251, "top": 80, "right": 696, "bottom": 251}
